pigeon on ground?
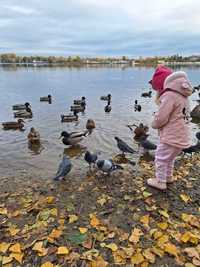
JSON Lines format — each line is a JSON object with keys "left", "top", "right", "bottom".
{"left": 96, "top": 159, "right": 123, "bottom": 174}
{"left": 54, "top": 155, "right": 72, "bottom": 181}
{"left": 84, "top": 151, "right": 98, "bottom": 169}
{"left": 114, "top": 137, "right": 136, "bottom": 155}
{"left": 182, "top": 143, "right": 200, "bottom": 156}
{"left": 196, "top": 131, "right": 200, "bottom": 141}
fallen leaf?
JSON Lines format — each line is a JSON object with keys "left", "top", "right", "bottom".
{"left": 180, "top": 194, "right": 191, "bottom": 203}
{"left": 151, "top": 246, "right": 164, "bottom": 258}
{"left": 91, "top": 256, "right": 108, "bottom": 267}
{"left": 50, "top": 208, "right": 58, "bottom": 217}
{"left": 0, "top": 207, "right": 7, "bottom": 215}
{"left": 157, "top": 235, "right": 169, "bottom": 248}
{"left": 68, "top": 214, "right": 78, "bottom": 224}
{"left": 32, "top": 241, "right": 47, "bottom": 256}
{"left": 10, "top": 252, "right": 23, "bottom": 264}
{"left": 90, "top": 214, "right": 100, "bottom": 228}
{"left": 49, "top": 229, "right": 62, "bottom": 239}
{"left": 79, "top": 227, "right": 88, "bottom": 234}
{"left": 181, "top": 232, "right": 199, "bottom": 244}
{"left": 0, "top": 242, "right": 11, "bottom": 253}
{"left": 105, "top": 243, "right": 118, "bottom": 252}
{"left": 8, "top": 226, "right": 20, "bottom": 236}
{"left": 157, "top": 222, "right": 168, "bottom": 230}
{"left": 46, "top": 196, "right": 55, "bottom": 204}
{"left": 57, "top": 246, "right": 69, "bottom": 255}
{"left": 143, "top": 248, "right": 155, "bottom": 263}
{"left": 164, "top": 243, "right": 179, "bottom": 257}
{"left": 184, "top": 247, "right": 199, "bottom": 259}
{"left": 131, "top": 253, "right": 145, "bottom": 265}
{"left": 129, "top": 228, "right": 143, "bottom": 244}
{"left": 140, "top": 215, "right": 150, "bottom": 228}
{"left": 9, "top": 243, "right": 21, "bottom": 253}
{"left": 159, "top": 210, "right": 169, "bottom": 219}
{"left": 41, "top": 262, "right": 54, "bottom": 267}
{"left": 193, "top": 258, "right": 200, "bottom": 266}
{"left": 143, "top": 191, "right": 152, "bottom": 198}
{"left": 2, "top": 256, "right": 13, "bottom": 265}
{"left": 185, "top": 263, "right": 195, "bottom": 267}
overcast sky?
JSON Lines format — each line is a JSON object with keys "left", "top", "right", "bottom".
{"left": 0, "top": 0, "right": 200, "bottom": 57}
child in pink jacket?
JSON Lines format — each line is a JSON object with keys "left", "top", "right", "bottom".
{"left": 147, "top": 65, "right": 193, "bottom": 190}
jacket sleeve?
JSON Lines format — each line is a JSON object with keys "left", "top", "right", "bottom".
{"left": 151, "top": 93, "right": 175, "bottom": 129}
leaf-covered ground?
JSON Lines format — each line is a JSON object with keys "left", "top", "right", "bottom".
{"left": 0, "top": 155, "right": 200, "bottom": 267}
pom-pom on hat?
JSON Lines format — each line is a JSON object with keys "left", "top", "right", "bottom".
{"left": 149, "top": 65, "right": 173, "bottom": 92}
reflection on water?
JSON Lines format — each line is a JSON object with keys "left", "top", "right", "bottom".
{"left": 28, "top": 141, "right": 44, "bottom": 155}
{"left": 0, "top": 65, "right": 200, "bottom": 180}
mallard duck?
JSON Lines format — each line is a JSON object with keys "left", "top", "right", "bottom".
{"left": 2, "top": 119, "right": 25, "bottom": 130}
{"left": 27, "top": 127, "right": 40, "bottom": 144}
{"left": 59, "top": 131, "right": 86, "bottom": 146}
{"left": 40, "top": 95, "right": 52, "bottom": 103}
{"left": 100, "top": 94, "right": 111, "bottom": 101}
{"left": 12, "top": 102, "right": 31, "bottom": 111}
{"left": 104, "top": 104, "right": 112, "bottom": 113}
{"left": 70, "top": 105, "right": 85, "bottom": 113}
{"left": 14, "top": 103, "right": 33, "bottom": 118}
{"left": 134, "top": 100, "right": 142, "bottom": 112}
{"left": 141, "top": 91, "right": 152, "bottom": 97}
{"left": 86, "top": 119, "right": 96, "bottom": 134}
{"left": 74, "top": 96, "right": 86, "bottom": 107}
{"left": 61, "top": 113, "right": 78, "bottom": 122}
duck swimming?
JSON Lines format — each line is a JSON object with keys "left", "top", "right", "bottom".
{"left": 61, "top": 113, "right": 78, "bottom": 122}
{"left": 141, "top": 91, "right": 152, "bottom": 97}
{"left": 60, "top": 131, "right": 87, "bottom": 146}
{"left": 100, "top": 94, "right": 112, "bottom": 101}
{"left": 12, "top": 102, "right": 31, "bottom": 111}
{"left": 86, "top": 119, "right": 96, "bottom": 134}
{"left": 134, "top": 100, "right": 142, "bottom": 112}
{"left": 2, "top": 119, "right": 25, "bottom": 130}
{"left": 40, "top": 95, "right": 52, "bottom": 103}
{"left": 71, "top": 105, "right": 85, "bottom": 113}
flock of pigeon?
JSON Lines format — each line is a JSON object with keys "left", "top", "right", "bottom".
{"left": 2, "top": 87, "right": 200, "bottom": 181}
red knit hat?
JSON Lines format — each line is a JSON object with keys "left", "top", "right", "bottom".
{"left": 149, "top": 65, "right": 173, "bottom": 92}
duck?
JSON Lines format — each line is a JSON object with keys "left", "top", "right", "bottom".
{"left": 141, "top": 91, "right": 152, "bottom": 97}
{"left": 40, "top": 95, "right": 52, "bottom": 103}
{"left": 61, "top": 112, "right": 78, "bottom": 122}
{"left": 27, "top": 127, "right": 40, "bottom": 144}
{"left": 100, "top": 94, "right": 112, "bottom": 101}
{"left": 86, "top": 119, "right": 96, "bottom": 134}
{"left": 74, "top": 96, "right": 86, "bottom": 107}
{"left": 12, "top": 102, "right": 31, "bottom": 111}
{"left": 59, "top": 131, "right": 87, "bottom": 146}
{"left": 14, "top": 104, "right": 33, "bottom": 119}
{"left": 104, "top": 104, "right": 112, "bottom": 113}
{"left": 133, "top": 124, "right": 149, "bottom": 142}
{"left": 2, "top": 119, "right": 25, "bottom": 130}
{"left": 70, "top": 105, "right": 85, "bottom": 113}
{"left": 134, "top": 100, "right": 142, "bottom": 112}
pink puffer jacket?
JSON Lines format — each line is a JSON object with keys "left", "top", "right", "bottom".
{"left": 152, "top": 71, "right": 193, "bottom": 148}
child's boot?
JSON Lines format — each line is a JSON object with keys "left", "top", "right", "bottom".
{"left": 147, "top": 178, "right": 167, "bottom": 190}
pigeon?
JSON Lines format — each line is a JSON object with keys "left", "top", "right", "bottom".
{"left": 54, "top": 155, "right": 72, "bottom": 181}
{"left": 114, "top": 136, "right": 136, "bottom": 155}
{"left": 196, "top": 131, "right": 200, "bottom": 141}
{"left": 97, "top": 159, "right": 123, "bottom": 174}
{"left": 84, "top": 151, "right": 98, "bottom": 169}
{"left": 182, "top": 143, "right": 200, "bottom": 156}
{"left": 140, "top": 138, "right": 157, "bottom": 151}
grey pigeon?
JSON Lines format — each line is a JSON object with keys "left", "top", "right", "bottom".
{"left": 84, "top": 151, "right": 98, "bottom": 169}
{"left": 114, "top": 136, "right": 136, "bottom": 154}
{"left": 97, "top": 159, "right": 123, "bottom": 174}
{"left": 140, "top": 139, "right": 157, "bottom": 151}
{"left": 54, "top": 155, "right": 72, "bottom": 181}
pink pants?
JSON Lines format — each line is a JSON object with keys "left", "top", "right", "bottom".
{"left": 155, "top": 143, "right": 182, "bottom": 182}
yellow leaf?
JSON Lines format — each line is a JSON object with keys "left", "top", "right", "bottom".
{"left": 184, "top": 247, "right": 200, "bottom": 259}
{"left": 9, "top": 243, "right": 21, "bottom": 253}
{"left": 10, "top": 253, "right": 23, "bottom": 264}
{"left": 140, "top": 215, "right": 150, "bottom": 227}
{"left": 90, "top": 214, "right": 100, "bottom": 228}
{"left": 157, "top": 222, "right": 168, "bottom": 230}
{"left": 129, "top": 228, "right": 143, "bottom": 244}
{"left": 181, "top": 232, "right": 199, "bottom": 244}
{"left": 97, "top": 197, "right": 107, "bottom": 206}
{"left": 32, "top": 241, "right": 47, "bottom": 256}
{"left": 57, "top": 246, "right": 69, "bottom": 255}
{"left": 142, "top": 191, "right": 152, "bottom": 198}
{"left": 0, "top": 242, "right": 11, "bottom": 253}
{"left": 8, "top": 226, "right": 20, "bottom": 236}
{"left": 141, "top": 262, "right": 149, "bottom": 267}
{"left": 143, "top": 248, "right": 155, "bottom": 263}
{"left": 152, "top": 231, "right": 163, "bottom": 240}
{"left": 164, "top": 243, "right": 179, "bottom": 257}
{"left": 79, "top": 227, "right": 88, "bottom": 234}
{"left": 2, "top": 256, "right": 13, "bottom": 265}
{"left": 46, "top": 196, "right": 55, "bottom": 204}
{"left": 41, "top": 262, "right": 54, "bottom": 267}
{"left": 157, "top": 235, "right": 169, "bottom": 248}
{"left": 151, "top": 246, "right": 164, "bottom": 258}
{"left": 185, "top": 263, "right": 195, "bottom": 267}
{"left": 0, "top": 207, "right": 7, "bottom": 215}
{"left": 112, "top": 250, "right": 126, "bottom": 264}
{"left": 131, "top": 253, "right": 145, "bottom": 265}
{"left": 50, "top": 208, "right": 58, "bottom": 217}
{"left": 68, "top": 214, "right": 78, "bottom": 224}
{"left": 49, "top": 229, "right": 62, "bottom": 239}
{"left": 105, "top": 243, "right": 118, "bottom": 252}
{"left": 159, "top": 210, "right": 169, "bottom": 218}
{"left": 91, "top": 256, "right": 108, "bottom": 267}
{"left": 180, "top": 194, "right": 191, "bottom": 203}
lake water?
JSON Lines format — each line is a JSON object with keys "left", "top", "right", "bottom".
{"left": 0, "top": 65, "right": 200, "bottom": 180}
